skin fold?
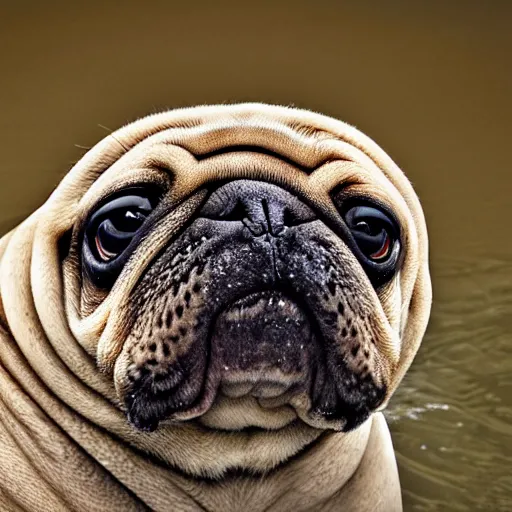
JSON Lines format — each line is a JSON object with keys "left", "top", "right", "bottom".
{"left": 0, "top": 103, "right": 431, "bottom": 511}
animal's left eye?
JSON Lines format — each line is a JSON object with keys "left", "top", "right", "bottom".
{"left": 345, "top": 206, "right": 395, "bottom": 263}
{"left": 339, "top": 203, "right": 401, "bottom": 287}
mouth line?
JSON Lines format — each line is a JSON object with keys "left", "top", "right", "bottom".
{"left": 167, "top": 287, "right": 327, "bottom": 424}
{"left": 216, "top": 287, "right": 322, "bottom": 327}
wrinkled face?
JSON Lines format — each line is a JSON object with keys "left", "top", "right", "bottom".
{"left": 63, "top": 107, "right": 422, "bottom": 437}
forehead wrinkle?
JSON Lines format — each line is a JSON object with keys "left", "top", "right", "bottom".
{"left": 93, "top": 108, "right": 401, "bottom": 204}
{"left": 114, "top": 114, "right": 358, "bottom": 161}
{"left": 149, "top": 121, "right": 327, "bottom": 170}
{"left": 145, "top": 117, "right": 381, "bottom": 173}
{"left": 107, "top": 103, "right": 393, "bottom": 184}
{"left": 172, "top": 152, "right": 322, "bottom": 209}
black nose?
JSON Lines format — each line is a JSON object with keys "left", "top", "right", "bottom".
{"left": 200, "top": 180, "right": 316, "bottom": 236}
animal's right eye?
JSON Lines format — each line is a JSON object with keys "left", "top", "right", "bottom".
{"left": 89, "top": 196, "right": 152, "bottom": 262}
{"left": 82, "top": 190, "right": 158, "bottom": 288}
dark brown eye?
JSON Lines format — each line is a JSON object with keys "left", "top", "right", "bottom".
{"left": 345, "top": 205, "right": 396, "bottom": 263}
{"left": 338, "top": 203, "right": 401, "bottom": 287}
{"left": 94, "top": 208, "right": 149, "bottom": 262}
{"left": 83, "top": 191, "right": 158, "bottom": 288}
{"left": 89, "top": 196, "right": 152, "bottom": 262}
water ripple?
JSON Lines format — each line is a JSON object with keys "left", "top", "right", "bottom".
{"left": 387, "top": 255, "right": 512, "bottom": 511}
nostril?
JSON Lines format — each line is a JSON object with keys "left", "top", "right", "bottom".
{"left": 218, "top": 199, "right": 248, "bottom": 222}
{"left": 282, "top": 207, "right": 296, "bottom": 227}
{"left": 202, "top": 196, "right": 250, "bottom": 222}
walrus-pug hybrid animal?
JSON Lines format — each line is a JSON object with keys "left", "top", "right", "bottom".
{"left": 0, "top": 103, "right": 431, "bottom": 511}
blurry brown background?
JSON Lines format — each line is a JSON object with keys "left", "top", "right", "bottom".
{"left": 1, "top": 1, "right": 511, "bottom": 510}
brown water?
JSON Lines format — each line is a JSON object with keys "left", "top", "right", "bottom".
{"left": 1, "top": 1, "right": 511, "bottom": 510}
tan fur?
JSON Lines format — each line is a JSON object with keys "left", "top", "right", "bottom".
{"left": 0, "top": 103, "right": 431, "bottom": 511}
